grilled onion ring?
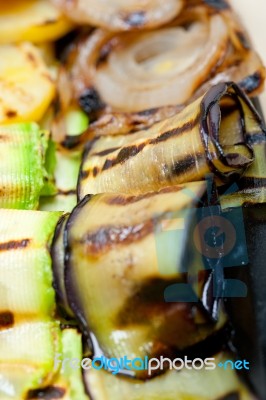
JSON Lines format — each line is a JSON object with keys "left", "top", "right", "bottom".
{"left": 51, "top": 0, "right": 184, "bottom": 31}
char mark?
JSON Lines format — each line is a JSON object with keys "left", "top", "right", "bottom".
{"left": 0, "top": 311, "right": 14, "bottom": 329}
{"left": 93, "top": 147, "right": 120, "bottom": 157}
{"left": 27, "top": 386, "right": 66, "bottom": 399}
{"left": 81, "top": 219, "right": 155, "bottom": 255}
{"left": 106, "top": 186, "right": 183, "bottom": 205}
{"left": 100, "top": 115, "right": 200, "bottom": 171}
{"left": 0, "top": 239, "right": 30, "bottom": 252}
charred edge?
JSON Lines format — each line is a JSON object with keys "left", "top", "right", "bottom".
{"left": 246, "top": 132, "right": 266, "bottom": 145}
{"left": 51, "top": 214, "right": 69, "bottom": 301}
{"left": 122, "top": 11, "right": 146, "bottom": 27}
{"left": 92, "top": 166, "right": 99, "bottom": 177}
{"left": 92, "top": 146, "right": 120, "bottom": 157}
{"left": 106, "top": 186, "right": 184, "bottom": 205}
{"left": 101, "top": 115, "right": 200, "bottom": 171}
{"left": 239, "top": 71, "right": 263, "bottom": 95}
{"left": 63, "top": 194, "right": 94, "bottom": 349}
{"left": 0, "top": 239, "right": 30, "bottom": 252}
{"left": 79, "top": 88, "right": 104, "bottom": 115}
{"left": 203, "top": 0, "right": 230, "bottom": 10}
{"left": 27, "top": 386, "right": 66, "bottom": 399}
{"left": 61, "top": 134, "right": 84, "bottom": 149}
{"left": 0, "top": 311, "right": 14, "bottom": 329}
{"left": 171, "top": 153, "right": 204, "bottom": 176}
{"left": 216, "top": 392, "right": 240, "bottom": 400}
{"left": 81, "top": 219, "right": 155, "bottom": 255}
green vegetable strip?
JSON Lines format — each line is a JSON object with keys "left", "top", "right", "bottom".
{"left": 0, "top": 209, "right": 61, "bottom": 317}
{"left": 0, "top": 122, "right": 55, "bottom": 209}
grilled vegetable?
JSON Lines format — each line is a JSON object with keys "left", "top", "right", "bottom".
{"left": 27, "top": 328, "right": 88, "bottom": 400}
{"left": 0, "top": 123, "right": 56, "bottom": 209}
{"left": 0, "top": 320, "right": 61, "bottom": 399}
{"left": 0, "top": 43, "right": 55, "bottom": 124}
{"left": 52, "top": 213, "right": 73, "bottom": 316}
{"left": 52, "top": 0, "right": 184, "bottom": 31}
{"left": 62, "top": 181, "right": 228, "bottom": 376}
{"left": 39, "top": 149, "right": 81, "bottom": 212}
{"left": 220, "top": 99, "right": 266, "bottom": 207}
{"left": 84, "top": 353, "right": 253, "bottom": 400}
{"left": 78, "top": 82, "right": 258, "bottom": 198}
{"left": 55, "top": 0, "right": 265, "bottom": 144}
{"left": 0, "top": 0, "right": 74, "bottom": 44}
{"left": 0, "top": 208, "right": 61, "bottom": 317}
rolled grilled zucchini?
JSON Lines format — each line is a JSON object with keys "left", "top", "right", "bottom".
{"left": 0, "top": 208, "right": 61, "bottom": 317}
{"left": 61, "top": 181, "right": 227, "bottom": 376}
{"left": 78, "top": 82, "right": 260, "bottom": 198}
{"left": 0, "top": 123, "right": 56, "bottom": 209}
{"left": 0, "top": 43, "right": 55, "bottom": 124}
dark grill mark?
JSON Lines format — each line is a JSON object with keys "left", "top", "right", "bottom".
{"left": 27, "top": 386, "right": 66, "bottom": 399}
{"left": 172, "top": 154, "right": 203, "bottom": 176}
{"left": 204, "top": 0, "right": 229, "bottom": 10}
{"left": 93, "top": 147, "right": 120, "bottom": 157}
{"left": 106, "top": 186, "right": 183, "bottom": 205}
{"left": 81, "top": 220, "right": 155, "bottom": 255}
{"left": 0, "top": 239, "right": 30, "bottom": 252}
{"left": 150, "top": 114, "right": 200, "bottom": 145}
{"left": 5, "top": 110, "right": 17, "bottom": 118}
{"left": 100, "top": 115, "right": 200, "bottom": 171}
{"left": 123, "top": 11, "right": 146, "bottom": 27}
{"left": 0, "top": 311, "right": 14, "bottom": 328}
{"left": 93, "top": 166, "right": 99, "bottom": 177}
{"left": 238, "top": 177, "right": 266, "bottom": 189}
{"left": 239, "top": 71, "right": 263, "bottom": 94}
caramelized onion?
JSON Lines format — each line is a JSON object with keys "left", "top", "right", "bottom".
{"left": 54, "top": 0, "right": 265, "bottom": 146}
{"left": 51, "top": 0, "right": 184, "bottom": 31}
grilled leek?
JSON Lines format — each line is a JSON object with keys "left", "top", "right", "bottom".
{"left": 0, "top": 208, "right": 61, "bottom": 317}
{"left": 0, "top": 123, "right": 56, "bottom": 210}
{"left": 78, "top": 83, "right": 259, "bottom": 198}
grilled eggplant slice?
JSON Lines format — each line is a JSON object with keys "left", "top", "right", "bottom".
{"left": 0, "top": 43, "right": 55, "bottom": 124}
{"left": 78, "top": 82, "right": 260, "bottom": 198}
{"left": 0, "top": 0, "right": 73, "bottom": 44}
{"left": 0, "top": 321, "right": 61, "bottom": 399}
{"left": 0, "top": 123, "right": 56, "bottom": 209}
{"left": 84, "top": 352, "right": 253, "bottom": 400}
{"left": 0, "top": 209, "right": 61, "bottom": 317}
{"left": 51, "top": 213, "right": 74, "bottom": 316}
{"left": 63, "top": 181, "right": 228, "bottom": 377}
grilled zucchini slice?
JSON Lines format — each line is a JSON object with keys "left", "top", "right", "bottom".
{"left": 0, "top": 43, "right": 55, "bottom": 124}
